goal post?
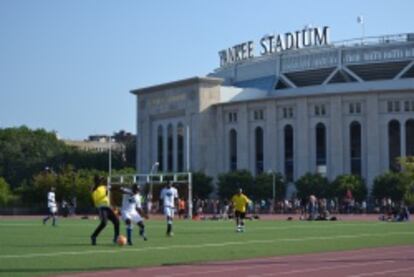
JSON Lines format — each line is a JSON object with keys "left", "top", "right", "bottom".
{"left": 108, "top": 172, "right": 193, "bottom": 219}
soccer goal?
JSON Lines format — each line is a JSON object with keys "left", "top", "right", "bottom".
{"left": 108, "top": 172, "right": 193, "bottom": 218}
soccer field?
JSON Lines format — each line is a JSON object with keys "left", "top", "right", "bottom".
{"left": 0, "top": 218, "right": 413, "bottom": 277}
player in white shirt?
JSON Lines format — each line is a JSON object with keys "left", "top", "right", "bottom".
{"left": 120, "top": 184, "right": 148, "bottom": 245}
{"left": 160, "top": 181, "right": 179, "bottom": 236}
{"left": 43, "top": 187, "right": 57, "bottom": 226}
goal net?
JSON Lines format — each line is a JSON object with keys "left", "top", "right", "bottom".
{"left": 108, "top": 172, "right": 193, "bottom": 218}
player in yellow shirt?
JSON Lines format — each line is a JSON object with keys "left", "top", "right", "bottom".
{"left": 230, "top": 188, "right": 251, "bottom": 232}
{"left": 90, "top": 175, "right": 120, "bottom": 245}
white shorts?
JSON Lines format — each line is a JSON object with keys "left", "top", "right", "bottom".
{"left": 164, "top": 207, "right": 175, "bottom": 218}
{"left": 49, "top": 206, "right": 57, "bottom": 214}
{"left": 122, "top": 211, "right": 143, "bottom": 224}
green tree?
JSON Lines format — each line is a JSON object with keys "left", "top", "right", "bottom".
{"left": 331, "top": 174, "right": 367, "bottom": 202}
{"left": 217, "top": 170, "right": 254, "bottom": 200}
{"left": 372, "top": 172, "right": 410, "bottom": 202}
{"left": 254, "top": 172, "right": 286, "bottom": 201}
{"left": 0, "top": 126, "right": 67, "bottom": 188}
{"left": 0, "top": 177, "right": 13, "bottom": 206}
{"left": 192, "top": 172, "right": 213, "bottom": 199}
{"left": 295, "top": 173, "right": 329, "bottom": 199}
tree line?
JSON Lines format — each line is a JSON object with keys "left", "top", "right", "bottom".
{"left": 1, "top": 126, "right": 413, "bottom": 212}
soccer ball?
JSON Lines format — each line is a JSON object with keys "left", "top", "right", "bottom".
{"left": 117, "top": 235, "right": 127, "bottom": 246}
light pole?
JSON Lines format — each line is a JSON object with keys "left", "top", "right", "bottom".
{"left": 108, "top": 136, "right": 112, "bottom": 180}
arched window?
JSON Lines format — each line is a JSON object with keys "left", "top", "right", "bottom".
{"left": 350, "top": 121, "right": 362, "bottom": 176}
{"left": 388, "top": 120, "right": 401, "bottom": 172}
{"left": 255, "top": 127, "right": 264, "bottom": 175}
{"left": 406, "top": 119, "right": 414, "bottom": 156}
{"left": 177, "top": 123, "right": 184, "bottom": 172}
{"left": 167, "top": 124, "right": 173, "bottom": 172}
{"left": 157, "top": 125, "right": 164, "bottom": 171}
{"left": 229, "top": 129, "right": 237, "bottom": 171}
{"left": 284, "top": 125, "right": 294, "bottom": 182}
{"left": 316, "top": 123, "right": 327, "bottom": 166}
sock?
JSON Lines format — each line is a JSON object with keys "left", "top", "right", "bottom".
{"left": 52, "top": 217, "right": 56, "bottom": 226}
{"left": 167, "top": 223, "right": 172, "bottom": 234}
{"left": 127, "top": 227, "right": 132, "bottom": 243}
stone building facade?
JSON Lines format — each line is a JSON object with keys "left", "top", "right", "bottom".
{"left": 132, "top": 33, "right": 414, "bottom": 192}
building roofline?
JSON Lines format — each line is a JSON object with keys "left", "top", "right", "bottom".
{"left": 130, "top": 76, "right": 223, "bottom": 95}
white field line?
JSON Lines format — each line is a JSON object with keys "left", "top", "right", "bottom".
{"left": 0, "top": 231, "right": 412, "bottom": 259}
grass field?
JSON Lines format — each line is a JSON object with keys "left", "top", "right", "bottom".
{"left": 0, "top": 217, "right": 413, "bottom": 276}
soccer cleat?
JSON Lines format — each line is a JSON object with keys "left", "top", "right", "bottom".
{"left": 127, "top": 240, "right": 133, "bottom": 246}
{"left": 91, "top": 236, "right": 97, "bottom": 246}
{"left": 166, "top": 232, "right": 174, "bottom": 237}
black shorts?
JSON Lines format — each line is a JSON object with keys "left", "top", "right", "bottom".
{"left": 235, "top": 211, "right": 246, "bottom": 219}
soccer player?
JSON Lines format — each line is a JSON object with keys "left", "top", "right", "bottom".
{"left": 43, "top": 187, "right": 58, "bottom": 226}
{"left": 90, "top": 175, "right": 120, "bottom": 245}
{"left": 120, "top": 184, "right": 148, "bottom": 245}
{"left": 160, "top": 181, "right": 179, "bottom": 236}
{"left": 230, "top": 188, "right": 251, "bottom": 232}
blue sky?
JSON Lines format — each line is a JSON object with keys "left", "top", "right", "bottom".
{"left": 0, "top": 0, "right": 413, "bottom": 139}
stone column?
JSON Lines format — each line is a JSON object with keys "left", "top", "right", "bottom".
{"left": 238, "top": 104, "right": 249, "bottom": 171}
{"left": 295, "top": 99, "right": 310, "bottom": 179}
{"left": 365, "top": 94, "right": 380, "bottom": 192}
{"left": 265, "top": 101, "right": 277, "bottom": 172}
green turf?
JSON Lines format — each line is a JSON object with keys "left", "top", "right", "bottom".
{"left": 0, "top": 218, "right": 413, "bottom": 276}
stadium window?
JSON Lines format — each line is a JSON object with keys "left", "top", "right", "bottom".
{"left": 350, "top": 121, "right": 362, "bottom": 176}
{"left": 284, "top": 125, "right": 294, "bottom": 182}
{"left": 288, "top": 107, "right": 294, "bottom": 118}
{"left": 157, "top": 125, "right": 164, "bottom": 171}
{"left": 388, "top": 120, "right": 401, "bottom": 172}
{"left": 321, "top": 105, "right": 326, "bottom": 115}
{"left": 404, "top": 101, "right": 410, "bottom": 112}
{"left": 255, "top": 127, "right": 264, "bottom": 175}
{"left": 406, "top": 119, "right": 414, "bottom": 157}
{"left": 316, "top": 123, "right": 327, "bottom": 166}
{"left": 355, "top": 103, "right": 361, "bottom": 114}
{"left": 228, "top": 112, "right": 233, "bottom": 122}
{"left": 411, "top": 100, "right": 414, "bottom": 111}
{"left": 254, "top": 109, "right": 264, "bottom": 120}
{"left": 167, "top": 124, "right": 173, "bottom": 172}
{"left": 283, "top": 108, "right": 287, "bottom": 118}
{"left": 233, "top": 112, "right": 238, "bottom": 122}
{"left": 387, "top": 101, "right": 393, "bottom": 112}
{"left": 394, "top": 101, "right": 400, "bottom": 112}
{"left": 315, "top": 105, "right": 320, "bottom": 116}
{"left": 349, "top": 103, "right": 355, "bottom": 114}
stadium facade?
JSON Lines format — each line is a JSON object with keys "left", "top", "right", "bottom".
{"left": 131, "top": 27, "right": 414, "bottom": 192}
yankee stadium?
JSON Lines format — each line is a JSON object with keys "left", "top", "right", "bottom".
{"left": 132, "top": 26, "right": 414, "bottom": 192}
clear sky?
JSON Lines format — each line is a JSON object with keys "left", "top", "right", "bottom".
{"left": 1, "top": 0, "right": 413, "bottom": 139}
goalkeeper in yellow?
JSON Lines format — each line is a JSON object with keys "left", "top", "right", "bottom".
{"left": 230, "top": 188, "right": 252, "bottom": 232}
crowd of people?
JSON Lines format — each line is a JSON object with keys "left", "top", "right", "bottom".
{"left": 43, "top": 179, "right": 411, "bottom": 244}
